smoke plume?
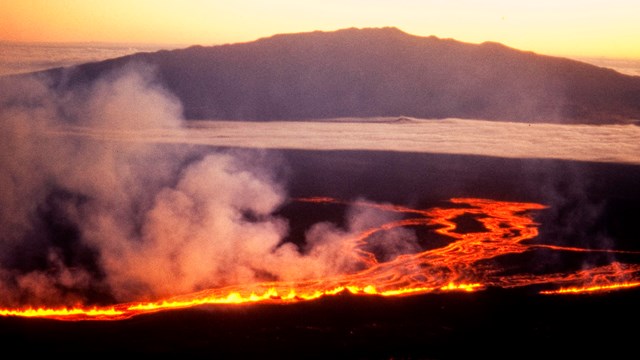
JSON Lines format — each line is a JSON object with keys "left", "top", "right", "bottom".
{"left": 0, "top": 64, "right": 416, "bottom": 306}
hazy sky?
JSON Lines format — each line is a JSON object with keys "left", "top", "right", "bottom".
{"left": 1, "top": 0, "right": 639, "bottom": 58}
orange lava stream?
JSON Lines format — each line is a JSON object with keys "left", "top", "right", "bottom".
{"left": 540, "top": 282, "right": 640, "bottom": 294}
{"left": 2, "top": 197, "right": 639, "bottom": 321}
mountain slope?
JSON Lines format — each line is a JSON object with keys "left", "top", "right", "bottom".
{"left": 39, "top": 27, "right": 640, "bottom": 124}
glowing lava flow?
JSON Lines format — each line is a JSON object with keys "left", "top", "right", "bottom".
{"left": 2, "top": 197, "right": 640, "bottom": 321}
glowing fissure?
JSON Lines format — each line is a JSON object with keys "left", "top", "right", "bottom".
{"left": 2, "top": 197, "right": 639, "bottom": 321}
{"left": 539, "top": 282, "right": 640, "bottom": 294}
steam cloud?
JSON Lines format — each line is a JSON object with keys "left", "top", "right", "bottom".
{"left": 0, "top": 64, "right": 416, "bottom": 306}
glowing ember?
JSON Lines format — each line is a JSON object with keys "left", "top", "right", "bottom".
{"left": 2, "top": 197, "right": 639, "bottom": 321}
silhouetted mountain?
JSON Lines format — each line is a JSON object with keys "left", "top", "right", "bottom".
{"left": 34, "top": 27, "right": 640, "bottom": 123}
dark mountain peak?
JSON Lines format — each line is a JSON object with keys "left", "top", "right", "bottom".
{"left": 35, "top": 27, "right": 640, "bottom": 124}
{"left": 242, "top": 26, "right": 427, "bottom": 54}
{"left": 479, "top": 40, "right": 514, "bottom": 51}
{"left": 261, "top": 26, "right": 412, "bottom": 41}
{"left": 328, "top": 26, "right": 418, "bottom": 40}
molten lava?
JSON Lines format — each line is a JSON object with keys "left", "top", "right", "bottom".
{"left": 2, "top": 197, "right": 639, "bottom": 321}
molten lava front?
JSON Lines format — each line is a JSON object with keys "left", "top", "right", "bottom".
{"left": 2, "top": 197, "right": 640, "bottom": 321}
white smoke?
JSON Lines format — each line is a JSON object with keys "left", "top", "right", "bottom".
{"left": 0, "top": 64, "right": 413, "bottom": 305}
{"left": 305, "top": 201, "right": 419, "bottom": 268}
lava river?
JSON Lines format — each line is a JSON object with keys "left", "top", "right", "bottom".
{"left": 2, "top": 197, "right": 639, "bottom": 321}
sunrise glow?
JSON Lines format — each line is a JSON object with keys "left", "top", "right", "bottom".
{"left": 1, "top": 0, "right": 639, "bottom": 58}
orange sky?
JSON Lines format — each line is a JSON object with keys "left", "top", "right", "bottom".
{"left": 1, "top": 0, "right": 639, "bottom": 58}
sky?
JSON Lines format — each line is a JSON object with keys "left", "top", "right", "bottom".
{"left": 1, "top": 0, "right": 639, "bottom": 58}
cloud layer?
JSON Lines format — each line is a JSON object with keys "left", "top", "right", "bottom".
{"left": 49, "top": 117, "right": 640, "bottom": 165}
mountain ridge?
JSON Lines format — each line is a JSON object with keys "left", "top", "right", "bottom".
{"left": 27, "top": 27, "right": 640, "bottom": 124}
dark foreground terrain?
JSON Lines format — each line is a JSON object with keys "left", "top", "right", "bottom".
{"left": 1, "top": 149, "right": 639, "bottom": 358}
{"left": 2, "top": 287, "right": 639, "bottom": 358}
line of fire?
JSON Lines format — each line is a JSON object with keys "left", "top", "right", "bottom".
{"left": 2, "top": 196, "right": 639, "bottom": 321}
